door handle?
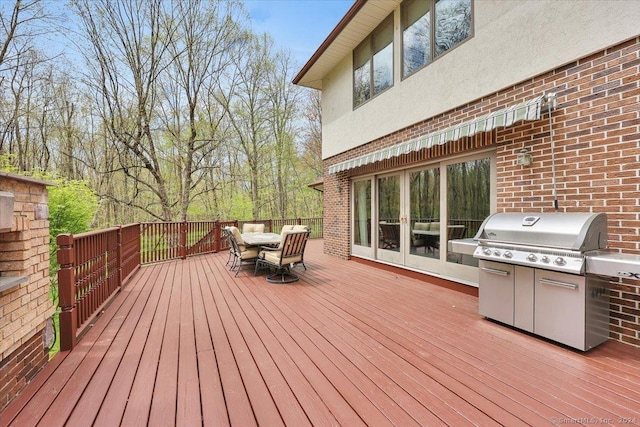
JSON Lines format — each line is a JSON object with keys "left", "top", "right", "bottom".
{"left": 481, "top": 267, "right": 510, "bottom": 277}
{"left": 539, "top": 278, "right": 578, "bottom": 290}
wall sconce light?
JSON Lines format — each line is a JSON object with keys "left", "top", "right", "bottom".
{"left": 517, "top": 148, "right": 533, "bottom": 167}
{"left": 336, "top": 184, "right": 343, "bottom": 193}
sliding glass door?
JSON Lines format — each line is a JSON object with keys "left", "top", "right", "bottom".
{"left": 377, "top": 174, "right": 404, "bottom": 264}
{"left": 405, "top": 166, "right": 441, "bottom": 270}
{"left": 441, "top": 155, "right": 492, "bottom": 282}
{"left": 350, "top": 151, "right": 495, "bottom": 285}
{"left": 352, "top": 178, "right": 373, "bottom": 258}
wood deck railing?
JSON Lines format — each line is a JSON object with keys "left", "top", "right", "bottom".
{"left": 56, "top": 218, "right": 322, "bottom": 351}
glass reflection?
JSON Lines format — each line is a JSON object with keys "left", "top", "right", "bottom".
{"left": 446, "top": 157, "right": 490, "bottom": 266}
{"left": 353, "top": 180, "right": 372, "bottom": 247}
{"left": 373, "top": 43, "right": 393, "bottom": 95}
{"left": 409, "top": 167, "right": 440, "bottom": 259}
{"left": 403, "top": 0, "right": 431, "bottom": 78}
{"left": 435, "top": 0, "right": 472, "bottom": 57}
{"left": 378, "top": 176, "right": 400, "bottom": 252}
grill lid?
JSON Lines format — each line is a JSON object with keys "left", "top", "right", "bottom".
{"left": 474, "top": 212, "right": 608, "bottom": 252}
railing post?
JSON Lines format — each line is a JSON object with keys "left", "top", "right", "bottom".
{"left": 57, "top": 233, "right": 77, "bottom": 351}
{"left": 117, "top": 225, "right": 123, "bottom": 288}
{"left": 213, "top": 221, "right": 221, "bottom": 253}
{"left": 267, "top": 219, "right": 273, "bottom": 232}
{"left": 180, "top": 221, "right": 187, "bottom": 259}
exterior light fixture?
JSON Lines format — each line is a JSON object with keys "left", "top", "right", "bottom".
{"left": 517, "top": 148, "right": 533, "bottom": 167}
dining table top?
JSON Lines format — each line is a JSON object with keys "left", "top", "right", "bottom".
{"left": 241, "top": 232, "right": 282, "bottom": 246}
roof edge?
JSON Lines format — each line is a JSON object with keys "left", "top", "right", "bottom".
{"left": 0, "top": 171, "right": 55, "bottom": 186}
{"left": 292, "top": 0, "right": 367, "bottom": 87}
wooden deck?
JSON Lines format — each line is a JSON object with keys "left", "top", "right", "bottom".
{"left": 2, "top": 240, "right": 640, "bottom": 426}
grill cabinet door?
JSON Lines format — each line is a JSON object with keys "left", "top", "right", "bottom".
{"left": 514, "top": 266, "right": 534, "bottom": 333}
{"left": 479, "top": 260, "right": 514, "bottom": 325}
{"left": 534, "top": 270, "right": 586, "bottom": 350}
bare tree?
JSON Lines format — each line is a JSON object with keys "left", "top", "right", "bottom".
{"left": 0, "top": 0, "right": 50, "bottom": 70}
{"left": 0, "top": 0, "right": 324, "bottom": 225}
{"left": 265, "top": 48, "right": 300, "bottom": 218}
{"left": 300, "top": 88, "right": 322, "bottom": 179}
{"left": 73, "top": 0, "right": 179, "bottom": 221}
{"left": 0, "top": 0, "right": 62, "bottom": 171}
{"left": 73, "top": 0, "right": 246, "bottom": 222}
{"left": 216, "top": 32, "right": 273, "bottom": 220}
{"left": 160, "top": 0, "right": 243, "bottom": 221}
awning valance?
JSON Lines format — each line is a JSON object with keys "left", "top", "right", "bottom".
{"left": 329, "top": 95, "right": 546, "bottom": 174}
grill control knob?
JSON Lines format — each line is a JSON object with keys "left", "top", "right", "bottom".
{"left": 483, "top": 248, "right": 492, "bottom": 256}
{"left": 493, "top": 250, "right": 501, "bottom": 256}
{"left": 527, "top": 253, "right": 538, "bottom": 262}
{"left": 503, "top": 251, "right": 513, "bottom": 259}
{"left": 541, "top": 256, "right": 550, "bottom": 263}
{"left": 554, "top": 257, "right": 566, "bottom": 266}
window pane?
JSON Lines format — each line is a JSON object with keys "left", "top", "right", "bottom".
{"left": 353, "top": 14, "right": 393, "bottom": 107}
{"left": 353, "top": 180, "right": 372, "bottom": 247}
{"left": 378, "top": 176, "right": 400, "bottom": 251}
{"left": 435, "top": 0, "right": 472, "bottom": 57}
{"left": 403, "top": 0, "right": 431, "bottom": 78}
{"left": 354, "top": 60, "right": 371, "bottom": 105}
{"left": 447, "top": 157, "right": 490, "bottom": 266}
{"left": 410, "top": 167, "right": 440, "bottom": 259}
{"left": 373, "top": 43, "right": 393, "bottom": 95}
{"left": 354, "top": 41, "right": 372, "bottom": 69}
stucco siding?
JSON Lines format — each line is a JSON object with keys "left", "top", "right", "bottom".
{"left": 322, "top": 0, "right": 640, "bottom": 159}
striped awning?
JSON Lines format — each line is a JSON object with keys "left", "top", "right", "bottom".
{"left": 329, "top": 95, "right": 545, "bottom": 174}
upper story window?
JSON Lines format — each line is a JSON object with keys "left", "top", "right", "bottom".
{"left": 353, "top": 14, "right": 393, "bottom": 108}
{"left": 402, "top": 0, "right": 472, "bottom": 79}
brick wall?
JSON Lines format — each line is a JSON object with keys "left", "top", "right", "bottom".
{"left": 324, "top": 36, "right": 640, "bottom": 346}
{"left": 0, "top": 328, "right": 48, "bottom": 410}
{"left": 0, "top": 172, "right": 55, "bottom": 411}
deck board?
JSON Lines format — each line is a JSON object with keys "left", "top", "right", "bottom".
{"left": 2, "top": 239, "right": 640, "bottom": 426}
{"left": 191, "top": 258, "right": 230, "bottom": 427}
{"left": 92, "top": 262, "right": 170, "bottom": 426}
{"left": 62, "top": 261, "right": 160, "bottom": 427}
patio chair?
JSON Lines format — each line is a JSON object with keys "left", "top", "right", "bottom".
{"left": 254, "top": 230, "right": 310, "bottom": 283}
{"left": 280, "top": 224, "right": 309, "bottom": 237}
{"left": 242, "top": 223, "right": 265, "bottom": 233}
{"left": 222, "top": 226, "right": 235, "bottom": 267}
{"left": 227, "top": 226, "right": 259, "bottom": 276}
{"left": 379, "top": 223, "right": 400, "bottom": 249}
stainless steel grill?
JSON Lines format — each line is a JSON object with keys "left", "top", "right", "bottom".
{"left": 473, "top": 212, "right": 608, "bottom": 273}
{"left": 472, "top": 212, "right": 611, "bottom": 351}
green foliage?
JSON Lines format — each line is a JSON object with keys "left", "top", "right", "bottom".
{"left": 0, "top": 154, "right": 19, "bottom": 173}
{"left": 49, "top": 180, "right": 99, "bottom": 238}
{"left": 48, "top": 180, "right": 98, "bottom": 358}
{"left": 49, "top": 180, "right": 99, "bottom": 279}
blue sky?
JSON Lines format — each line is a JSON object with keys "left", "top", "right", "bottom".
{"left": 245, "top": 0, "right": 354, "bottom": 68}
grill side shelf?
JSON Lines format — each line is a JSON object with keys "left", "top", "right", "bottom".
{"left": 586, "top": 251, "right": 640, "bottom": 280}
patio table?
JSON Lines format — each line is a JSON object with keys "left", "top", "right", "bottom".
{"left": 241, "top": 232, "right": 281, "bottom": 247}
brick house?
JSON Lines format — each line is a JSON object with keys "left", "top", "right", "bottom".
{"left": 293, "top": 0, "right": 640, "bottom": 347}
{"left": 0, "top": 172, "right": 55, "bottom": 411}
